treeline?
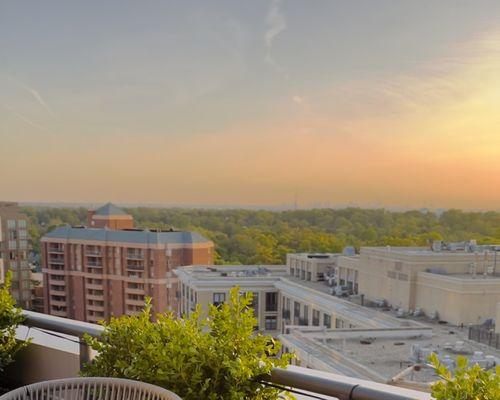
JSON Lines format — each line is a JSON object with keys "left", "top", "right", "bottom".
{"left": 23, "top": 207, "right": 500, "bottom": 265}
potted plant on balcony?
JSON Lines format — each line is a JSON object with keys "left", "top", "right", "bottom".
{"left": 83, "top": 287, "right": 294, "bottom": 400}
{"left": 429, "top": 353, "right": 500, "bottom": 399}
{"left": 0, "top": 272, "right": 28, "bottom": 387}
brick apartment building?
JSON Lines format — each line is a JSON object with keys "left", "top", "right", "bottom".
{"left": 0, "top": 202, "right": 32, "bottom": 308}
{"left": 41, "top": 203, "right": 214, "bottom": 322}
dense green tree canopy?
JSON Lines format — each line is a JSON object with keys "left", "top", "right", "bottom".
{"left": 23, "top": 207, "right": 500, "bottom": 265}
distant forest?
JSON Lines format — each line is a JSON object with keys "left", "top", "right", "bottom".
{"left": 23, "top": 207, "right": 500, "bottom": 265}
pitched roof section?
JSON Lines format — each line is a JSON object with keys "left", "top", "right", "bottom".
{"left": 44, "top": 226, "right": 212, "bottom": 245}
{"left": 94, "top": 202, "right": 129, "bottom": 216}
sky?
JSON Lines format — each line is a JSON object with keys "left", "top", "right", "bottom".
{"left": 1, "top": 1, "right": 499, "bottom": 209}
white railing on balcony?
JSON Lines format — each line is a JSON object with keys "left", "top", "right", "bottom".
{"left": 10, "top": 310, "right": 432, "bottom": 400}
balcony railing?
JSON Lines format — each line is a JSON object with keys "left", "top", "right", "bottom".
{"left": 13, "top": 310, "right": 431, "bottom": 400}
{"left": 87, "top": 262, "right": 103, "bottom": 267}
{"left": 126, "top": 263, "right": 144, "bottom": 271}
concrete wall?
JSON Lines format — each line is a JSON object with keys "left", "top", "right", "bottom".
{"left": 4, "top": 343, "right": 80, "bottom": 386}
{"left": 355, "top": 248, "right": 500, "bottom": 317}
{"left": 415, "top": 272, "right": 500, "bottom": 325}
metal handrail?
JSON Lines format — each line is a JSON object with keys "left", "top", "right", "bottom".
{"left": 20, "top": 310, "right": 428, "bottom": 400}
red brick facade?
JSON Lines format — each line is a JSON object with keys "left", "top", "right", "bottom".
{"left": 41, "top": 204, "right": 213, "bottom": 322}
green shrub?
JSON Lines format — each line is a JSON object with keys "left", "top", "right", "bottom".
{"left": 82, "top": 287, "right": 294, "bottom": 399}
{"left": 429, "top": 353, "right": 500, "bottom": 400}
{"left": 0, "top": 272, "right": 27, "bottom": 372}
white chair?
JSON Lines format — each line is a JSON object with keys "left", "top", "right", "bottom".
{"left": 0, "top": 377, "right": 182, "bottom": 400}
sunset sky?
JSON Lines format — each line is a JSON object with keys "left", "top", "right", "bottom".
{"left": 1, "top": 1, "right": 499, "bottom": 209}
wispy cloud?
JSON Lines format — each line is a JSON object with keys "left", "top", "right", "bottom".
{"left": 19, "top": 83, "right": 56, "bottom": 117}
{"left": 3, "top": 75, "right": 56, "bottom": 118}
{"left": 1, "top": 102, "right": 51, "bottom": 132}
{"left": 264, "top": 0, "right": 286, "bottom": 68}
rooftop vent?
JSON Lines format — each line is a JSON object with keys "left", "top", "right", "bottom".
{"left": 425, "top": 267, "right": 447, "bottom": 275}
{"left": 307, "top": 254, "right": 330, "bottom": 259}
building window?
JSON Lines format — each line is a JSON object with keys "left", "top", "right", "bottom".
{"left": 18, "top": 220, "right": 26, "bottom": 228}
{"left": 290, "top": 267, "right": 295, "bottom": 276}
{"left": 294, "top": 301, "right": 300, "bottom": 316}
{"left": 8, "top": 240, "right": 17, "bottom": 250}
{"left": 300, "top": 270, "right": 305, "bottom": 280}
{"left": 7, "top": 220, "right": 16, "bottom": 229}
{"left": 324, "top": 314, "right": 331, "bottom": 329}
{"left": 19, "top": 240, "right": 27, "bottom": 250}
{"left": 265, "top": 316, "right": 277, "bottom": 331}
{"left": 312, "top": 309, "right": 320, "bottom": 326}
{"left": 265, "top": 292, "right": 278, "bottom": 311}
{"left": 307, "top": 271, "right": 312, "bottom": 281}
{"left": 213, "top": 292, "right": 225, "bottom": 307}
{"left": 303, "top": 305, "right": 309, "bottom": 323}
{"left": 247, "top": 292, "right": 258, "bottom": 317}
{"left": 293, "top": 301, "right": 300, "bottom": 325}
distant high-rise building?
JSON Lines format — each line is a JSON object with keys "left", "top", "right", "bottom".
{"left": 41, "top": 203, "right": 214, "bottom": 322}
{"left": 0, "top": 202, "right": 32, "bottom": 308}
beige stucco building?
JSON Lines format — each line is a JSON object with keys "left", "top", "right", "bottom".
{"left": 334, "top": 243, "right": 500, "bottom": 325}
{"left": 175, "top": 265, "right": 287, "bottom": 334}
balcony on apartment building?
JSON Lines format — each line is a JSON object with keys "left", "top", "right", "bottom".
{"left": 85, "top": 246, "right": 103, "bottom": 256}
{"left": 86, "top": 291, "right": 104, "bottom": 301}
{"left": 48, "top": 245, "right": 64, "bottom": 254}
{"left": 49, "top": 285, "right": 66, "bottom": 295}
{"left": 49, "top": 255, "right": 65, "bottom": 264}
{"left": 126, "top": 260, "right": 145, "bottom": 271}
{"left": 125, "top": 287, "right": 145, "bottom": 295}
{"left": 86, "top": 302, "right": 105, "bottom": 312}
{"left": 86, "top": 282, "right": 103, "bottom": 290}
{"left": 48, "top": 277, "right": 66, "bottom": 286}
{"left": 48, "top": 264, "right": 65, "bottom": 272}
{"left": 86, "top": 259, "right": 103, "bottom": 273}
{"left": 125, "top": 295, "right": 146, "bottom": 306}
{"left": 126, "top": 250, "right": 144, "bottom": 260}
{"left": 2, "top": 310, "right": 431, "bottom": 400}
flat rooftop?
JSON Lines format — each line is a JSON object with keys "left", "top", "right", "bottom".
{"left": 278, "top": 277, "right": 420, "bottom": 329}
{"left": 333, "top": 322, "right": 499, "bottom": 380}
{"left": 175, "top": 265, "right": 288, "bottom": 280}
{"left": 363, "top": 244, "right": 500, "bottom": 256}
{"left": 283, "top": 318, "right": 500, "bottom": 385}
{"left": 289, "top": 253, "right": 340, "bottom": 260}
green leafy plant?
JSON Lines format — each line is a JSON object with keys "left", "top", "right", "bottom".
{"left": 0, "top": 271, "right": 27, "bottom": 372}
{"left": 429, "top": 353, "right": 500, "bottom": 400}
{"left": 83, "top": 287, "right": 294, "bottom": 399}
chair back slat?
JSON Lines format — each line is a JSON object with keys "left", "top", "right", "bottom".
{"left": 0, "top": 378, "right": 181, "bottom": 400}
